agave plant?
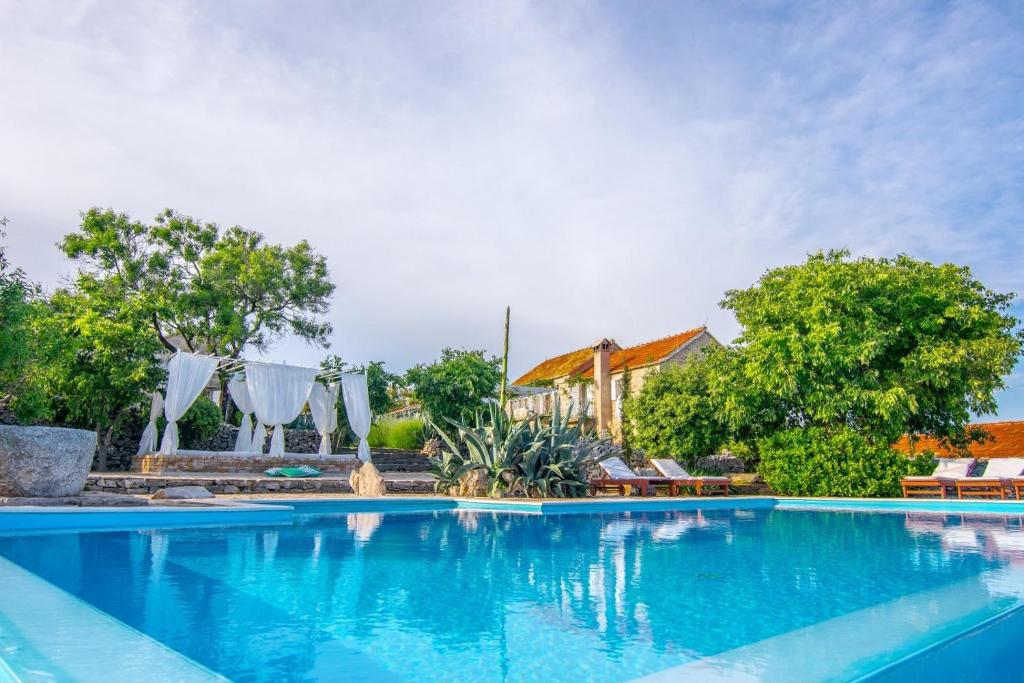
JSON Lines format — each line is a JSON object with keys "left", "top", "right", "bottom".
{"left": 428, "top": 398, "right": 611, "bottom": 498}
{"left": 427, "top": 450, "right": 477, "bottom": 494}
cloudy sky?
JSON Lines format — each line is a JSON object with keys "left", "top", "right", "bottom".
{"left": 2, "top": 0, "right": 1023, "bottom": 418}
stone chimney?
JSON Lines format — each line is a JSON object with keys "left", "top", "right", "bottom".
{"left": 592, "top": 338, "right": 614, "bottom": 435}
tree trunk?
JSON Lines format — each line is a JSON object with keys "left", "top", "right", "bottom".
{"left": 94, "top": 424, "right": 115, "bottom": 471}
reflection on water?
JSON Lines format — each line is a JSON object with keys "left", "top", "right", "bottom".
{"left": 1, "top": 508, "right": 1023, "bottom": 682}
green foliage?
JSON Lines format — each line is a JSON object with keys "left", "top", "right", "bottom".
{"left": 368, "top": 418, "right": 426, "bottom": 450}
{"left": 428, "top": 451, "right": 477, "bottom": 495}
{"left": 60, "top": 208, "right": 335, "bottom": 358}
{"left": 623, "top": 358, "right": 731, "bottom": 468}
{"left": 429, "top": 400, "right": 609, "bottom": 498}
{"left": 0, "top": 225, "right": 48, "bottom": 421}
{"left": 31, "top": 289, "right": 165, "bottom": 468}
{"left": 178, "top": 396, "right": 223, "bottom": 446}
{"left": 618, "top": 363, "right": 636, "bottom": 466}
{"left": 757, "top": 427, "right": 936, "bottom": 497}
{"left": 405, "top": 348, "right": 502, "bottom": 424}
{"left": 721, "top": 249, "right": 1023, "bottom": 445}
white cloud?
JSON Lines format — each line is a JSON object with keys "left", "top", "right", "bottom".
{"left": 0, "top": 0, "right": 1021, "bottom": 412}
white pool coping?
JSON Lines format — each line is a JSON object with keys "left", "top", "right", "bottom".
{"left": 0, "top": 556, "right": 226, "bottom": 682}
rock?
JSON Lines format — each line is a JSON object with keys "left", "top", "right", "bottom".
{"left": 456, "top": 469, "right": 489, "bottom": 497}
{"left": 221, "top": 484, "right": 241, "bottom": 494}
{"left": 0, "top": 425, "right": 97, "bottom": 497}
{"left": 350, "top": 462, "right": 387, "bottom": 497}
{"left": 420, "top": 437, "right": 443, "bottom": 458}
{"left": 151, "top": 485, "right": 215, "bottom": 500}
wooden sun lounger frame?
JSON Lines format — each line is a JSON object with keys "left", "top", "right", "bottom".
{"left": 901, "top": 478, "right": 957, "bottom": 498}
{"left": 589, "top": 478, "right": 651, "bottom": 496}
{"left": 955, "top": 478, "right": 1011, "bottom": 499}
{"left": 647, "top": 477, "right": 730, "bottom": 497}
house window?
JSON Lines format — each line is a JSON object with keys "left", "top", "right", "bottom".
{"left": 611, "top": 379, "right": 623, "bottom": 401}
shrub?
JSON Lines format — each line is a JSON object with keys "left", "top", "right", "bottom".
{"left": 368, "top": 418, "right": 426, "bottom": 450}
{"left": 623, "top": 361, "right": 729, "bottom": 468}
{"left": 757, "top": 427, "right": 934, "bottom": 497}
{"left": 172, "top": 396, "right": 223, "bottom": 447}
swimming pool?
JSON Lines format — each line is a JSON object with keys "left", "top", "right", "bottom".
{"left": 1, "top": 499, "right": 1023, "bottom": 682}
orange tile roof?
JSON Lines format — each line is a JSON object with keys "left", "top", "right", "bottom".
{"left": 580, "top": 327, "right": 706, "bottom": 379}
{"left": 513, "top": 327, "right": 707, "bottom": 385}
{"left": 893, "top": 421, "right": 1024, "bottom": 459}
{"left": 512, "top": 347, "right": 593, "bottom": 386}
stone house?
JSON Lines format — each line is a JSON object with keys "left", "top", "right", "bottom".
{"left": 508, "top": 327, "right": 719, "bottom": 434}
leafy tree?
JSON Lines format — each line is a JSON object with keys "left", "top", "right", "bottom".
{"left": 32, "top": 290, "right": 165, "bottom": 470}
{"left": 0, "top": 221, "right": 48, "bottom": 421}
{"left": 618, "top": 363, "right": 637, "bottom": 467}
{"left": 405, "top": 348, "right": 502, "bottom": 424}
{"left": 721, "top": 250, "right": 1023, "bottom": 446}
{"left": 60, "top": 208, "right": 335, "bottom": 358}
{"left": 623, "top": 358, "right": 730, "bottom": 467}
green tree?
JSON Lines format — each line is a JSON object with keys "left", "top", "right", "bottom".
{"left": 618, "top": 363, "right": 637, "bottom": 467}
{"left": 0, "top": 221, "right": 48, "bottom": 421}
{"left": 60, "top": 208, "right": 335, "bottom": 358}
{"left": 405, "top": 348, "right": 502, "bottom": 425}
{"left": 33, "top": 290, "right": 165, "bottom": 470}
{"left": 721, "top": 249, "right": 1023, "bottom": 446}
{"left": 623, "top": 358, "right": 730, "bottom": 467}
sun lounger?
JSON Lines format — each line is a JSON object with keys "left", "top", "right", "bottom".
{"left": 650, "top": 459, "right": 730, "bottom": 496}
{"left": 590, "top": 457, "right": 655, "bottom": 496}
{"left": 955, "top": 458, "right": 1024, "bottom": 499}
{"left": 901, "top": 458, "right": 975, "bottom": 498}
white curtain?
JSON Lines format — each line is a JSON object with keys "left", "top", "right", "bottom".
{"left": 342, "top": 373, "right": 372, "bottom": 462}
{"left": 308, "top": 382, "right": 340, "bottom": 455}
{"left": 245, "top": 362, "right": 318, "bottom": 457}
{"left": 136, "top": 392, "right": 163, "bottom": 456}
{"left": 227, "top": 376, "right": 256, "bottom": 453}
{"left": 159, "top": 352, "right": 219, "bottom": 456}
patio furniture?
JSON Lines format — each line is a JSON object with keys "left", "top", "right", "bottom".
{"left": 650, "top": 458, "right": 730, "bottom": 496}
{"left": 955, "top": 458, "right": 1024, "bottom": 499}
{"left": 590, "top": 457, "right": 656, "bottom": 496}
{"left": 901, "top": 458, "right": 975, "bottom": 498}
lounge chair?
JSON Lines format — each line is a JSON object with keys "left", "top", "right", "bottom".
{"left": 650, "top": 459, "right": 730, "bottom": 496}
{"left": 901, "top": 458, "right": 975, "bottom": 498}
{"left": 590, "top": 457, "right": 655, "bottom": 496}
{"left": 955, "top": 458, "right": 1024, "bottom": 500}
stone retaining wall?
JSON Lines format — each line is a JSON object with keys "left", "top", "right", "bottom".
{"left": 133, "top": 452, "right": 362, "bottom": 474}
{"left": 85, "top": 474, "right": 435, "bottom": 495}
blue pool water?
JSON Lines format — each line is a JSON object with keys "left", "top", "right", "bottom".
{"left": 1, "top": 504, "right": 1024, "bottom": 681}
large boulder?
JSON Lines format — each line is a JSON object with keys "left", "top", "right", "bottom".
{"left": 350, "top": 462, "right": 387, "bottom": 496}
{"left": 0, "top": 425, "right": 97, "bottom": 497}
